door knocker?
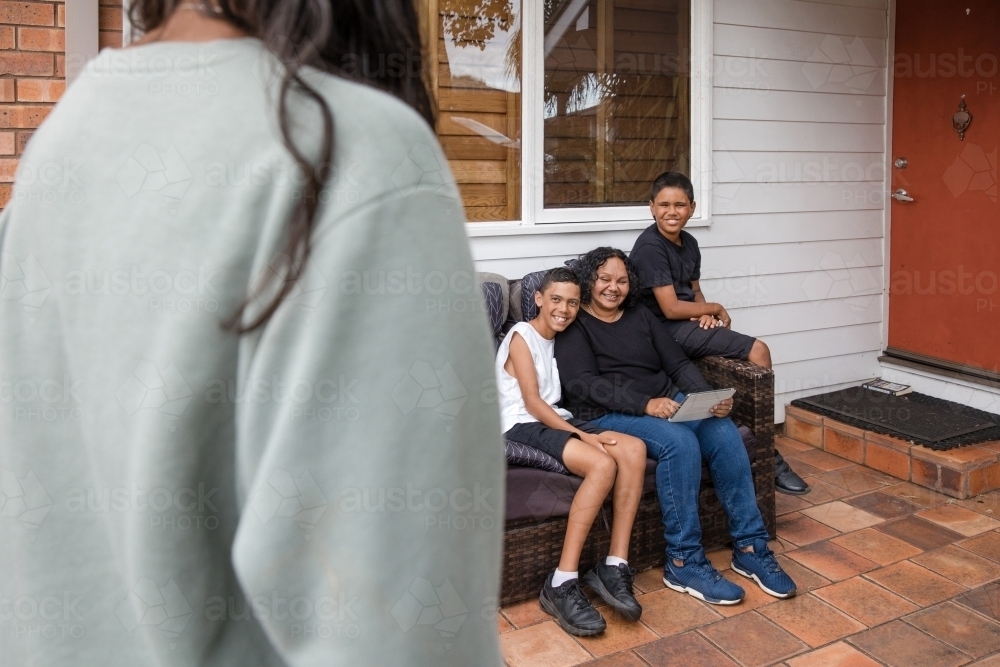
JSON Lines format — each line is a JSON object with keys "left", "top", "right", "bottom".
{"left": 953, "top": 96, "right": 972, "bottom": 140}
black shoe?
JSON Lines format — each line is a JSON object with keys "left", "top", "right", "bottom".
{"left": 583, "top": 562, "right": 642, "bottom": 621}
{"left": 539, "top": 574, "right": 606, "bottom": 636}
{"left": 775, "top": 453, "right": 810, "bottom": 495}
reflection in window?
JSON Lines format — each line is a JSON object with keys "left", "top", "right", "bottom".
{"left": 419, "top": 0, "right": 522, "bottom": 222}
{"left": 543, "top": 0, "right": 691, "bottom": 207}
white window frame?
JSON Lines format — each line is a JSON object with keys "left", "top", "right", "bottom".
{"left": 66, "top": 0, "right": 99, "bottom": 84}
{"left": 467, "top": 0, "right": 712, "bottom": 237}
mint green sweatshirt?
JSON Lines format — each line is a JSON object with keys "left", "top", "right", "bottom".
{"left": 0, "top": 38, "right": 504, "bottom": 666}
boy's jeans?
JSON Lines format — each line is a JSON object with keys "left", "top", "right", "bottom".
{"left": 593, "top": 394, "right": 770, "bottom": 562}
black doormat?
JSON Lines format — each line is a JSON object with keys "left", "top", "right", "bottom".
{"left": 792, "top": 388, "right": 1000, "bottom": 451}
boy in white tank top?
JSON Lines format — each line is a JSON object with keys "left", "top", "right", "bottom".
{"left": 496, "top": 268, "right": 647, "bottom": 637}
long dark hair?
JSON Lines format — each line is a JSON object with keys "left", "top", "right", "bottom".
{"left": 128, "top": 0, "right": 434, "bottom": 333}
{"left": 574, "top": 247, "right": 641, "bottom": 310}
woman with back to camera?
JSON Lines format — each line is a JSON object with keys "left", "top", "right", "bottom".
{"left": 0, "top": 1, "right": 504, "bottom": 666}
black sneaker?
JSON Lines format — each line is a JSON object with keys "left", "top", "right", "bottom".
{"left": 539, "top": 574, "right": 607, "bottom": 636}
{"left": 583, "top": 562, "right": 642, "bottom": 621}
{"left": 775, "top": 454, "right": 810, "bottom": 495}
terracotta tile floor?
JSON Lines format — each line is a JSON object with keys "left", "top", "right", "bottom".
{"left": 498, "top": 460, "right": 1000, "bottom": 666}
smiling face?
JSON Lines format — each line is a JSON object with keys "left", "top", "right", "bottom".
{"left": 588, "top": 256, "right": 630, "bottom": 315}
{"left": 533, "top": 280, "right": 581, "bottom": 337}
{"left": 649, "top": 186, "right": 696, "bottom": 242}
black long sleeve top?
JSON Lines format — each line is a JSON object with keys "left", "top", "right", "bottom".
{"left": 554, "top": 305, "right": 714, "bottom": 421}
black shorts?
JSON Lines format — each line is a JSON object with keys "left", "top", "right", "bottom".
{"left": 663, "top": 319, "right": 756, "bottom": 360}
{"left": 503, "top": 418, "right": 606, "bottom": 464}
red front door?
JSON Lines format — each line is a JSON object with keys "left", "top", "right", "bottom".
{"left": 889, "top": 0, "right": 1000, "bottom": 377}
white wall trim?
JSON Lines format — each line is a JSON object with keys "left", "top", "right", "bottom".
{"left": 65, "top": 0, "right": 99, "bottom": 84}
{"left": 520, "top": 0, "right": 542, "bottom": 229}
{"left": 881, "top": 0, "right": 896, "bottom": 355}
{"left": 466, "top": 218, "right": 654, "bottom": 238}
{"left": 689, "top": 0, "right": 713, "bottom": 225}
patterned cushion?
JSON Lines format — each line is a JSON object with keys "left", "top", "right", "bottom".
{"left": 504, "top": 440, "right": 569, "bottom": 475}
{"left": 519, "top": 270, "right": 548, "bottom": 323}
{"left": 480, "top": 281, "right": 505, "bottom": 340}
{"left": 477, "top": 271, "right": 509, "bottom": 323}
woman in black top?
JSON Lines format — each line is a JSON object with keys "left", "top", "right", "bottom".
{"left": 555, "top": 247, "right": 796, "bottom": 605}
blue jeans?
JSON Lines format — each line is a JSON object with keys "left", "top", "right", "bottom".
{"left": 593, "top": 395, "right": 769, "bottom": 561}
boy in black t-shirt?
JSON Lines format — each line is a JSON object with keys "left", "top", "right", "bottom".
{"left": 629, "top": 172, "right": 809, "bottom": 496}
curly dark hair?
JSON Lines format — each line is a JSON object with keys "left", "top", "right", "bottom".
{"left": 574, "top": 247, "right": 641, "bottom": 310}
{"left": 538, "top": 267, "right": 579, "bottom": 294}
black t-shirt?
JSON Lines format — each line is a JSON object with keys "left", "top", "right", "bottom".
{"left": 554, "top": 305, "right": 713, "bottom": 421}
{"left": 629, "top": 224, "right": 701, "bottom": 321}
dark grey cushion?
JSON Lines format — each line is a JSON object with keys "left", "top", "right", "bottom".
{"left": 504, "top": 440, "right": 568, "bottom": 474}
{"left": 481, "top": 281, "right": 505, "bottom": 340}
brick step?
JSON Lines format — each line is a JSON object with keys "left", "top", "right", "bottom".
{"left": 782, "top": 405, "right": 1000, "bottom": 500}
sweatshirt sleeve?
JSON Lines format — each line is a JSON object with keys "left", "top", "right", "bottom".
{"left": 645, "top": 308, "right": 713, "bottom": 395}
{"left": 555, "top": 322, "right": 652, "bottom": 415}
{"left": 231, "top": 154, "right": 505, "bottom": 666}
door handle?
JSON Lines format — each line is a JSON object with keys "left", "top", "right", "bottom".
{"left": 892, "top": 188, "right": 914, "bottom": 202}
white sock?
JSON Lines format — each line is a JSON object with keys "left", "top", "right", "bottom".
{"left": 551, "top": 569, "right": 578, "bottom": 587}
{"left": 606, "top": 556, "right": 628, "bottom": 567}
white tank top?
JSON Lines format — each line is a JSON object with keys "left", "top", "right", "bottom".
{"left": 495, "top": 322, "right": 574, "bottom": 433}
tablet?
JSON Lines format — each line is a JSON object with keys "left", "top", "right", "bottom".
{"left": 668, "top": 388, "right": 736, "bottom": 422}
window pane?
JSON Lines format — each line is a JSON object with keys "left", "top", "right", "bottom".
{"left": 420, "top": 0, "right": 522, "bottom": 222}
{"left": 543, "top": 0, "right": 690, "bottom": 207}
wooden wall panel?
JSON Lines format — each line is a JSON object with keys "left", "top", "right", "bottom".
{"left": 422, "top": 0, "right": 520, "bottom": 222}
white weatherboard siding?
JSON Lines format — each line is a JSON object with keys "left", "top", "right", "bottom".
{"left": 468, "top": 0, "right": 890, "bottom": 422}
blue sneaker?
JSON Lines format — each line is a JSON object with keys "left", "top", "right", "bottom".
{"left": 731, "top": 539, "right": 797, "bottom": 598}
{"left": 663, "top": 552, "right": 744, "bottom": 605}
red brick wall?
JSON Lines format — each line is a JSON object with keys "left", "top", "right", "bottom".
{"left": 0, "top": 0, "right": 122, "bottom": 205}
{"left": 99, "top": 0, "right": 121, "bottom": 50}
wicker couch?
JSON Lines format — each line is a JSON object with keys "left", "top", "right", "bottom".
{"left": 479, "top": 272, "right": 776, "bottom": 606}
